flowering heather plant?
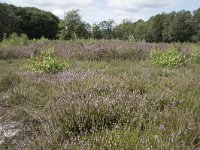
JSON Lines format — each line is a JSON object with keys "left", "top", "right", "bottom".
{"left": 26, "top": 47, "right": 66, "bottom": 74}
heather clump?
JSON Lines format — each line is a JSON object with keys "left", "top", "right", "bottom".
{"left": 0, "top": 73, "right": 21, "bottom": 92}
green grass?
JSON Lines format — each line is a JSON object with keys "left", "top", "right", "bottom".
{"left": 0, "top": 43, "right": 200, "bottom": 149}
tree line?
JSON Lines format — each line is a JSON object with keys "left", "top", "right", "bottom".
{"left": 1, "top": 2, "right": 200, "bottom": 42}
{"left": 0, "top": 3, "right": 59, "bottom": 40}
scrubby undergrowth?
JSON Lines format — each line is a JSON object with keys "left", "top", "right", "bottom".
{"left": 0, "top": 40, "right": 200, "bottom": 149}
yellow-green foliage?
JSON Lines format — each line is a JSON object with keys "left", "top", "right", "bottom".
{"left": 26, "top": 47, "right": 66, "bottom": 73}
{"left": 190, "top": 46, "right": 200, "bottom": 64}
{"left": 0, "top": 33, "right": 29, "bottom": 48}
{"left": 150, "top": 46, "right": 185, "bottom": 67}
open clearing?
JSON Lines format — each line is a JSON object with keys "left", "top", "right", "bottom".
{"left": 0, "top": 40, "right": 200, "bottom": 149}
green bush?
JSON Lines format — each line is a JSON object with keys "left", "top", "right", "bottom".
{"left": 0, "top": 33, "right": 29, "bottom": 48}
{"left": 150, "top": 46, "right": 185, "bottom": 67}
{"left": 189, "top": 47, "right": 200, "bottom": 64}
{"left": 26, "top": 47, "right": 66, "bottom": 74}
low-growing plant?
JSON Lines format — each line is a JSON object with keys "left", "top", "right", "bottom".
{"left": 189, "top": 46, "right": 200, "bottom": 64}
{"left": 36, "top": 36, "right": 49, "bottom": 43}
{"left": 0, "top": 33, "right": 29, "bottom": 48}
{"left": 26, "top": 47, "right": 66, "bottom": 73}
{"left": 150, "top": 46, "right": 185, "bottom": 67}
{"left": 0, "top": 73, "right": 21, "bottom": 92}
{"left": 128, "top": 33, "right": 136, "bottom": 42}
{"left": 0, "top": 50, "right": 19, "bottom": 60}
{"left": 74, "top": 48, "right": 149, "bottom": 61}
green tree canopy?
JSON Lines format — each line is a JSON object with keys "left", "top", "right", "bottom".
{"left": 169, "top": 10, "right": 194, "bottom": 42}
{"left": 0, "top": 3, "right": 20, "bottom": 40}
{"left": 146, "top": 14, "right": 165, "bottom": 42}
{"left": 193, "top": 8, "right": 200, "bottom": 41}
{"left": 1, "top": 2, "right": 200, "bottom": 42}
{"left": 0, "top": 3, "right": 59, "bottom": 40}
{"left": 58, "top": 9, "right": 89, "bottom": 40}
{"left": 17, "top": 7, "right": 59, "bottom": 39}
{"left": 114, "top": 19, "right": 135, "bottom": 40}
{"left": 134, "top": 20, "right": 147, "bottom": 41}
{"left": 99, "top": 19, "right": 115, "bottom": 39}
{"left": 91, "top": 24, "right": 102, "bottom": 39}
{"left": 162, "top": 12, "right": 176, "bottom": 42}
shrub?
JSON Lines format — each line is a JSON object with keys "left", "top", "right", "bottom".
{"left": 26, "top": 47, "right": 66, "bottom": 74}
{"left": 150, "top": 46, "right": 185, "bottom": 67}
{"left": 0, "top": 33, "right": 29, "bottom": 48}
{"left": 189, "top": 47, "right": 200, "bottom": 64}
{"left": 128, "top": 33, "right": 136, "bottom": 42}
{"left": 35, "top": 36, "right": 49, "bottom": 43}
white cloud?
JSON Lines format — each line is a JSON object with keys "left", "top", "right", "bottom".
{"left": 107, "top": 0, "right": 179, "bottom": 11}
{"left": 6, "top": 0, "right": 95, "bottom": 18}
{"left": 105, "top": 0, "right": 181, "bottom": 23}
{"left": 9, "top": 0, "right": 93, "bottom": 8}
{"left": 2, "top": 0, "right": 182, "bottom": 24}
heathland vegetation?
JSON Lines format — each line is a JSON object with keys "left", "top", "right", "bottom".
{"left": 0, "top": 2, "right": 200, "bottom": 150}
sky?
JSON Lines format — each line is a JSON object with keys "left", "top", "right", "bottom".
{"left": 0, "top": 0, "right": 200, "bottom": 24}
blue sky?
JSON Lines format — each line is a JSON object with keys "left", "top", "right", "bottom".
{"left": 1, "top": 0, "right": 200, "bottom": 24}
